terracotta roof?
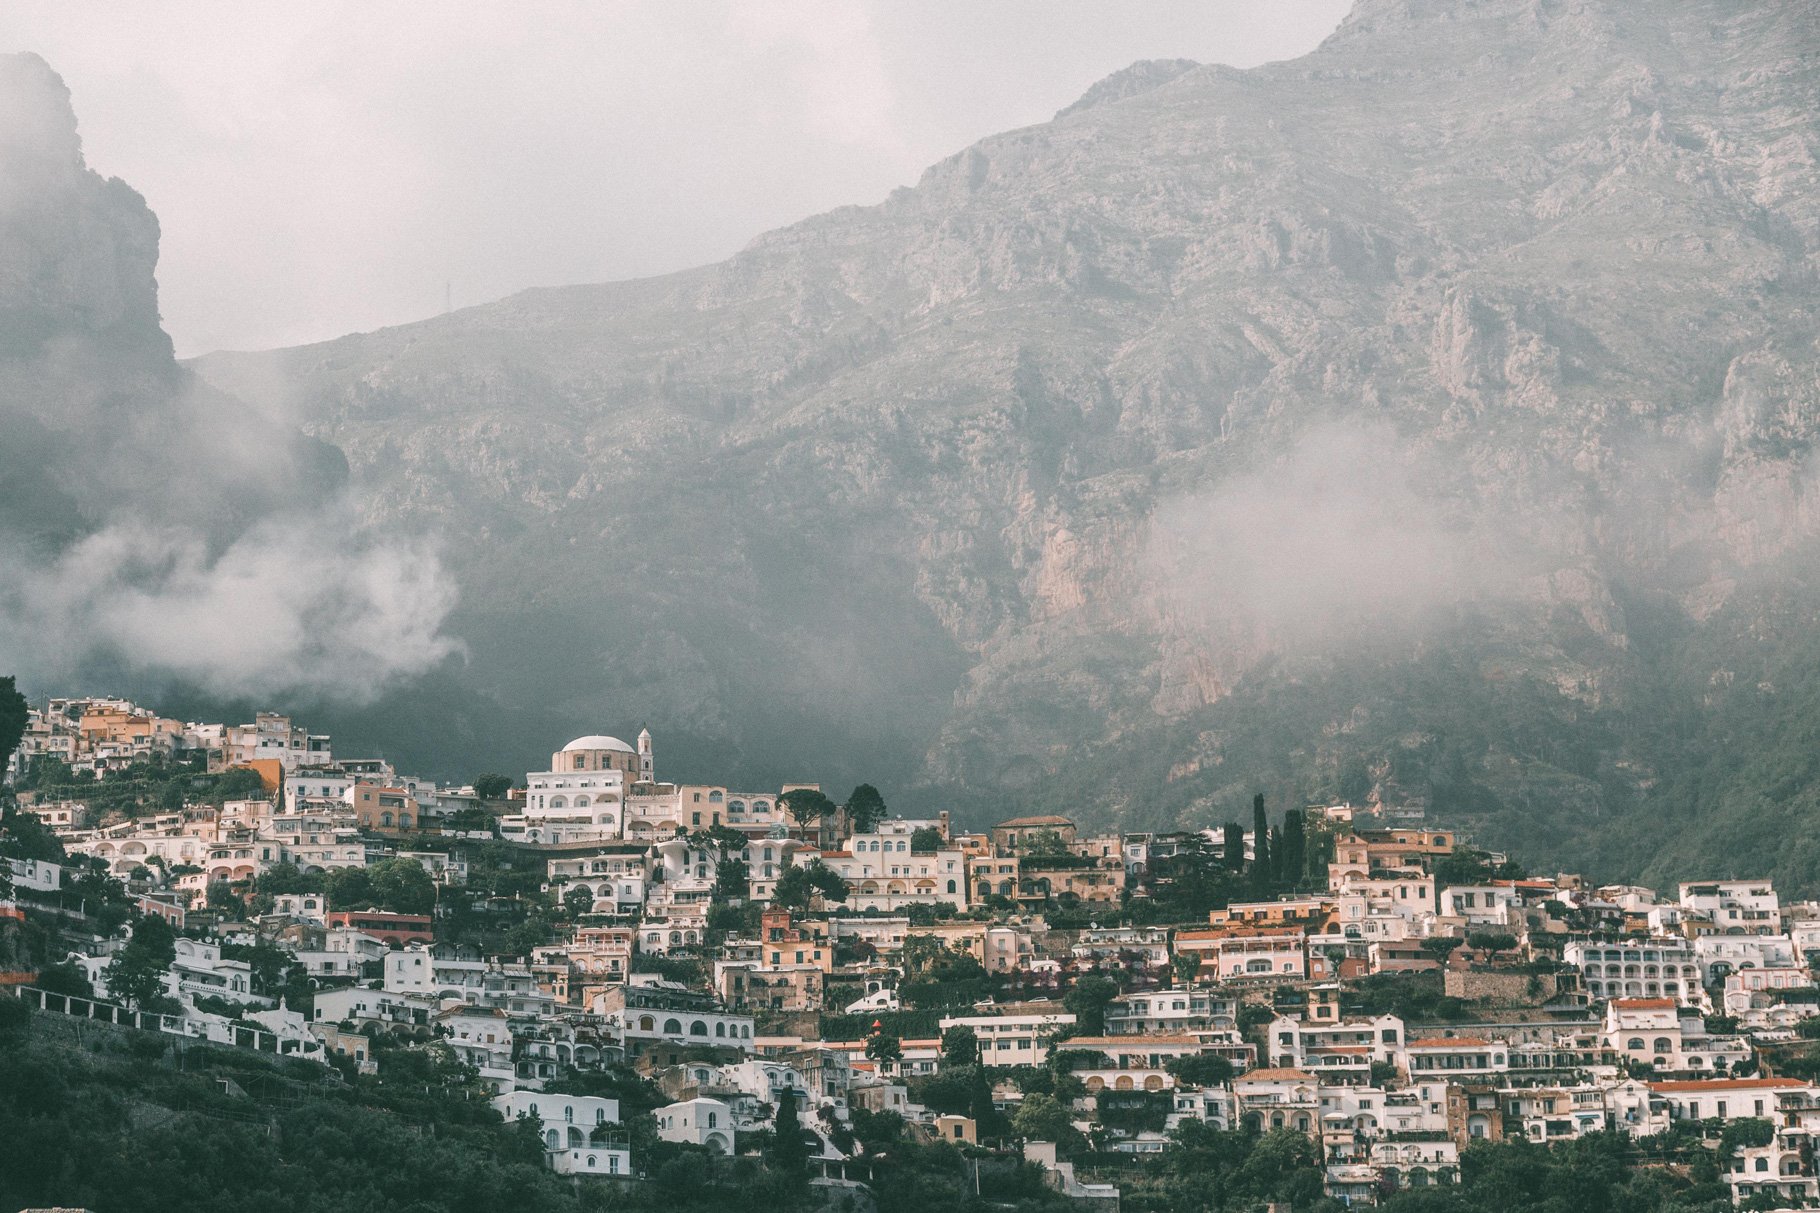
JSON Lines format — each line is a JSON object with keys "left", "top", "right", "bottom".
{"left": 1237, "top": 1067, "right": 1316, "bottom": 1081}
{"left": 1611, "top": 998, "right": 1677, "bottom": 1009}
{"left": 995, "top": 815, "right": 1076, "bottom": 828}
{"left": 1408, "top": 1037, "right": 1491, "bottom": 1048}
{"left": 1649, "top": 1078, "right": 1808, "bottom": 1093}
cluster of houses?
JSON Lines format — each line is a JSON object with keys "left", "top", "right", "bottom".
{"left": 7, "top": 700, "right": 1820, "bottom": 1207}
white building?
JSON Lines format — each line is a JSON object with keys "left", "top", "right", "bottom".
{"left": 1565, "top": 938, "right": 1705, "bottom": 1004}
{"left": 656, "top": 1097, "right": 734, "bottom": 1154}
{"left": 823, "top": 821, "right": 969, "bottom": 911}
{"left": 6, "top": 856, "right": 61, "bottom": 892}
{"left": 940, "top": 1010, "right": 1076, "bottom": 1067}
{"left": 1680, "top": 880, "right": 1781, "bottom": 935}
{"left": 517, "top": 734, "right": 642, "bottom": 842}
{"left": 494, "top": 1091, "right": 631, "bottom": 1176}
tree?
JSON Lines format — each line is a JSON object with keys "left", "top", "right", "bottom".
{"left": 851, "top": 1106, "right": 905, "bottom": 1153}
{"left": 206, "top": 881, "right": 242, "bottom": 915}
{"left": 1172, "top": 951, "right": 1203, "bottom": 985}
{"left": 1278, "top": 808, "right": 1307, "bottom": 888}
{"left": 1012, "top": 1092, "right": 1074, "bottom": 1145}
{"left": 252, "top": 861, "right": 318, "bottom": 898}
{"left": 472, "top": 772, "right": 512, "bottom": 800}
{"left": 1224, "top": 820, "right": 1248, "bottom": 871}
{"left": 368, "top": 858, "right": 437, "bottom": 915}
{"left": 865, "top": 1028, "right": 904, "bottom": 1066}
{"left": 806, "top": 860, "right": 849, "bottom": 904}
{"left": 772, "top": 859, "right": 847, "bottom": 909}
{"left": 781, "top": 788, "right": 836, "bottom": 830}
{"left": 1250, "top": 794, "right": 1270, "bottom": 878}
{"left": 767, "top": 1087, "right": 811, "bottom": 1178}
{"left": 1166, "top": 1052, "right": 1234, "bottom": 1088}
{"left": 908, "top": 826, "right": 945, "bottom": 854}
{"left": 443, "top": 807, "right": 498, "bottom": 834}
{"left": 1420, "top": 937, "right": 1465, "bottom": 963}
{"left": 0, "top": 676, "right": 26, "bottom": 776}
{"left": 713, "top": 856, "right": 750, "bottom": 900}
{"left": 941, "top": 1024, "right": 980, "bottom": 1066}
{"left": 562, "top": 884, "right": 595, "bottom": 918}
{"left": 845, "top": 784, "right": 887, "bottom": 834}
{"left": 1063, "top": 975, "right": 1119, "bottom": 1037}
{"left": 34, "top": 960, "right": 91, "bottom": 1000}
{"left": 324, "top": 865, "right": 375, "bottom": 910}
{"left": 105, "top": 913, "right": 177, "bottom": 1009}
{"left": 701, "top": 823, "right": 750, "bottom": 857}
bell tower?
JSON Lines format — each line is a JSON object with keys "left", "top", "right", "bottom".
{"left": 637, "top": 726, "right": 654, "bottom": 783}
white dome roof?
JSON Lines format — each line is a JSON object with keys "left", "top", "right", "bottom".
{"left": 561, "top": 734, "right": 635, "bottom": 753}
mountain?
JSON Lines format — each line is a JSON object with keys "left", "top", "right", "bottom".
{"left": 0, "top": 53, "right": 458, "bottom": 711}
{"left": 188, "top": 0, "right": 1820, "bottom": 888}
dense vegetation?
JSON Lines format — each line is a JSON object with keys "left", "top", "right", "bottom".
{"left": 0, "top": 1010, "right": 1074, "bottom": 1213}
{"left": 0, "top": 1001, "right": 1754, "bottom": 1213}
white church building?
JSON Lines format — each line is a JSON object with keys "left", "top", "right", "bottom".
{"left": 510, "top": 730, "right": 653, "bottom": 844}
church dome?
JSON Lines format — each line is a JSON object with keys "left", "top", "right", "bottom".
{"left": 561, "top": 734, "right": 635, "bottom": 754}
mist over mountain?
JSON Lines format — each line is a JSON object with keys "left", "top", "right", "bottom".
{"left": 0, "top": 52, "right": 459, "bottom": 703}
{"left": 164, "top": 0, "right": 1820, "bottom": 889}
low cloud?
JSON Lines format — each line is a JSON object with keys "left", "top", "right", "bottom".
{"left": 0, "top": 512, "right": 459, "bottom": 701}
{"left": 1148, "top": 421, "right": 1546, "bottom": 654}
{"left": 0, "top": 51, "right": 461, "bottom": 704}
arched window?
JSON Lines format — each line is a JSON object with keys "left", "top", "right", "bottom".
{"left": 947, "top": 880, "right": 957, "bottom": 894}
{"left": 664, "top": 1018, "right": 683, "bottom": 1034}
{"left": 545, "top": 1128, "right": 559, "bottom": 1149}
{"left": 399, "top": 815, "right": 412, "bottom": 830}
{"left": 639, "top": 1015, "right": 655, "bottom": 1032}
{"left": 380, "top": 812, "right": 393, "bottom": 827}
{"left": 708, "top": 1111, "right": 718, "bottom": 1128}
{"left": 716, "top": 1023, "right": 726, "bottom": 1037}
{"left": 1627, "top": 1038, "right": 1645, "bottom": 1051}
{"left": 1653, "top": 1037, "right": 1673, "bottom": 1054}
{"left": 587, "top": 1156, "right": 596, "bottom": 1167}
{"left": 690, "top": 1020, "right": 708, "bottom": 1036}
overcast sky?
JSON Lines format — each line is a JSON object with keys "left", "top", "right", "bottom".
{"left": 2, "top": 2, "right": 1349, "bottom": 357}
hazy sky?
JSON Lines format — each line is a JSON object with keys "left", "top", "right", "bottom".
{"left": 2, "top": 2, "right": 1349, "bottom": 357}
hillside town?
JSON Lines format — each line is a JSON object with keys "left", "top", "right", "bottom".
{"left": 5, "top": 696, "right": 1820, "bottom": 1209}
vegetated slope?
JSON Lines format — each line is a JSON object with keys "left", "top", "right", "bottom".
{"left": 191, "top": 0, "right": 1820, "bottom": 887}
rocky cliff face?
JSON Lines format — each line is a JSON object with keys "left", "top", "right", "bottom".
{"left": 0, "top": 53, "right": 457, "bottom": 702}
{"left": 192, "top": 1, "right": 1820, "bottom": 885}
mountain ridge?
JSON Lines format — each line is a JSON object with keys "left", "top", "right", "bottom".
{"left": 175, "top": 0, "right": 1820, "bottom": 889}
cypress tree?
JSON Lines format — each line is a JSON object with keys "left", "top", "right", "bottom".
{"left": 768, "top": 1087, "right": 810, "bottom": 1179}
{"left": 1281, "top": 808, "right": 1307, "bottom": 889}
{"left": 1251, "top": 793, "right": 1270, "bottom": 876}
{"left": 1225, "top": 821, "right": 1248, "bottom": 871}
